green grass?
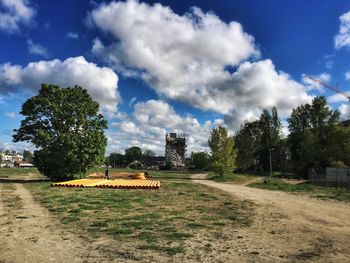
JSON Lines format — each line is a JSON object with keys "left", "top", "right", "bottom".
{"left": 0, "top": 167, "right": 45, "bottom": 180}
{"left": 26, "top": 180, "right": 253, "bottom": 257}
{"left": 137, "top": 244, "right": 186, "bottom": 255}
{"left": 88, "top": 167, "right": 212, "bottom": 180}
{"left": 249, "top": 178, "right": 350, "bottom": 202}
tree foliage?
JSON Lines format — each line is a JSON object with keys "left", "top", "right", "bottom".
{"left": 235, "top": 107, "right": 281, "bottom": 172}
{"left": 13, "top": 84, "right": 107, "bottom": 180}
{"left": 257, "top": 107, "right": 281, "bottom": 170}
{"left": 235, "top": 120, "right": 261, "bottom": 172}
{"left": 192, "top": 151, "right": 210, "bottom": 170}
{"left": 208, "top": 125, "right": 235, "bottom": 176}
{"left": 23, "top": 150, "right": 33, "bottom": 162}
{"left": 125, "top": 146, "right": 142, "bottom": 164}
{"left": 107, "top": 152, "right": 125, "bottom": 167}
{"left": 288, "top": 96, "right": 340, "bottom": 174}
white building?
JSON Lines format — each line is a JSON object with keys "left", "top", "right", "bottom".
{"left": 0, "top": 152, "right": 24, "bottom": 167}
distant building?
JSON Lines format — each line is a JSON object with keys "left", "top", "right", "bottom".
{"left": 165, "top": 133, "right": 186, "bottom": 169}
{"left": 0, "top": 151, "right": 24, "bottom": 168}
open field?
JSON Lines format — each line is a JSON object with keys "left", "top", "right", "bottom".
{"left": 0, "top": 168, "right": 254, "bottom": 262}
{"left": 88, "top": 167, "right": 213, "bottom": 180}
{"left": 1, "top": 168, "right": 350, "bottom": 262}
{"left": 25, "top": 181, "right": 253, "bottom": 261}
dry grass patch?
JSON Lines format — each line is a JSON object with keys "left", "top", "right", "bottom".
{"left": 1, "top": 184, "right": 22, "bottom": 211}
{"left": 26, "top": 180, "right": 254, "bottom": 261}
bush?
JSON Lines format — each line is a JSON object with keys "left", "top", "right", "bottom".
{"left": 330, "top": 161, "right": 348, "bottom": 168}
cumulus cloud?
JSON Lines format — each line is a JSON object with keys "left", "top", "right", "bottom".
{"left": 338, "top": 104, "right": 350, "bottom": 120}
{"left": 27, "top": 39, "right": 49, "bottom": 57}
{"left": 328, "top": 90, "right": 350, "bottom": 104}
{"left": 0, "top": 56, "right": 120, "bottom": 115}
{"left": 89, "top": 1, "right": 311, "bottom": 129}
{"left": 335, "top": 11, "right": 350, "bottom": 49}
{"left": 107, "top": 99, "right": 222, "bottom": 155}
{"left": 0, "top": 0, "right": 36, "bottom": 32}
{"left": 302, "top": 73, "right": 331, "bottom": 93}
{"left": 120, "top": 120, "right": 144, "bottom": 135}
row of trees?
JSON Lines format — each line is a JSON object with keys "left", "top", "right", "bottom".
{"left": 12, "top": 83, "right": 350, "bottom": 180}
{"left": 106, "top": 147, "right": 155, "bottom": 167}
{"left": 232, "top": 96, "right": 350, "bottom": 177}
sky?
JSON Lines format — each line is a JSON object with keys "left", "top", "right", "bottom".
{"left": 1, "top": 0, "right": 350, "bottom": 156}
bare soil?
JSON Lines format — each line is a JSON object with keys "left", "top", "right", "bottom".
{"left": 194, "top": 180, "right": 350, "bottom": 262}
{"left": 0, "top": 183, "right": 103, "bottom": 263}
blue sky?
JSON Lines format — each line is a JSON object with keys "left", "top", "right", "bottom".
{"left": 1, "top": 0, "right": 350, "bottom": 155}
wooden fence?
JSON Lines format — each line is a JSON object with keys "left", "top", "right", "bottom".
{"left": 308, "top": 168, "right": 350, "bottom": 189}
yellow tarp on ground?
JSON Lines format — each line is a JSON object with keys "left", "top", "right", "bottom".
{"left": 52, "top": 178, "right": 160, "bottom": 189}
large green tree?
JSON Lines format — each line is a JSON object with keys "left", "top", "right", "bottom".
{"left": 257, "top": 107, "right": 281, "bottom": 171}
{"left": 23, "top": 150, "right": 33, "bottom": 163}
{"left": 107, "top": 152, "right": 125, "bottom": 167}
{"left": 125, "top": 146, "right": 142, "bottom": 164}
{"left": 192, "top": 151, "right": 210, "bottom": 170}
{"left": 288, "top": 96, "right": 340, "bottom": 174}
{"left": 235, "top": 107, "right": 281, "bottom": 172}
{"left": 13, "top": 84, "right": 107, "bottom": 180}
{"left": 235, "top": 120, "right": 261, "bottom": 172}
{"left": 208, "top": 125, "right": 235, "bottom": 177}
{"left": 326, "top": 125, "right": 350, "bottom": 166}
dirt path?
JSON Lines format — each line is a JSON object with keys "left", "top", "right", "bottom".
{"left": 194, "top": 180, "right": 350, "bottom": 262}
{"left": 190, "top": 173, "right": 209, "bottom": 180}
{"left": 0, "top": 183, "right": 102, "bottom": 263}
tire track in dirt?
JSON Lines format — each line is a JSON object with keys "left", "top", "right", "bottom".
{"left": 0, "top": 183, "right": 103, "bottom": 263}
{"left": 193, "top": 180, "right": 350, "bottom": 262}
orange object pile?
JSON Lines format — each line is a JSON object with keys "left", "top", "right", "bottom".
{"left": 52, "top": 178, "right": 160, "bottom": 189}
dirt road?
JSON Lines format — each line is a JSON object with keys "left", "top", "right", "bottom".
{"left": 194, "top": 180, "right": 350, "bottom": 262}
{"left": 0, "top": 183, "right": 103, "bottom": 263}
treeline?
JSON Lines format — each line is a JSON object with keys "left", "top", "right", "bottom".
{"left": 106, "top": 146, "right": 156, "bottom": 167}
{"left": 106, "top": 96, "right": 350, "bottom": 178}
{"left": 233, "top": 96, "right": 350, "bottom": 178}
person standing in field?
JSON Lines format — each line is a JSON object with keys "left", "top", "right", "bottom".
{"left": 104, "top": 168, "right": 110, "bottom": 180}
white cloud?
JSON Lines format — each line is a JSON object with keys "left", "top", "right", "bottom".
{"left": 0, "top": 0, "right": 36, "bottom": 32}
{"left": 89, "top": 1, "right": 310, "bottom": 129}
{"left": 0, "top": 56, "right": 121, "bottom": 115}
{"left": 0, "top": 141, "right": 35, "bottom": 153}
{"left": 27, "top": 39, "right": 49, "bottom": 57}
{"left": 120, "top": 120, "right": 144, "bottom": 135}
{"left": 106, "top": 99, "right": 222, "bottom": 155}
{"left": 335, "top": 11, "right": 350, "bottom": 49}
{"left": 66, "top": 31, "right": 79, "bottom": 39}
{"left": 323, "top": 54, "right": 335, "bottom": 69}
{"left": 339, "top": 104, "right": 350, "bottom": 120}
{"left": 345, "top": 71, "right": 350, "bottom": 80}
{"left": 328, "top": 90, "right": 350, "bottom": 104}
{"left": 4, "top": 111, "right": 15, "bottom": 118}
{"left": 90, "top": 1, "right": 259, "bottom": 69}
{"left": 302, "top": 73, "right": 331, "bottom": 93}
{"left": 0, "top": 63, "right": 22, "bottom": 85}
